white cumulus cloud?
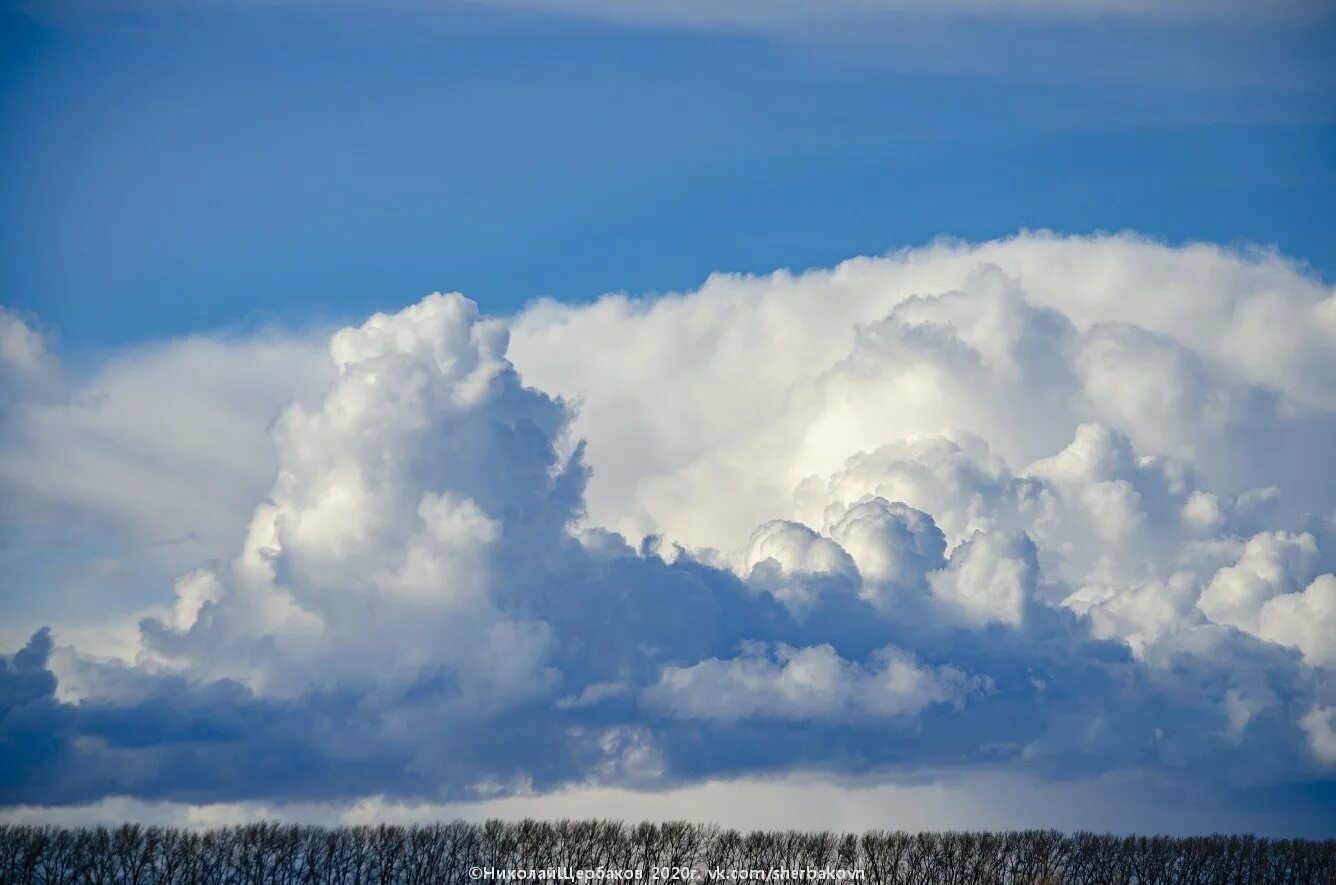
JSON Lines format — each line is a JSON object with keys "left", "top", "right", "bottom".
{"left": 646, "top": 643, "right": 979, "bottom": 722}
{"left": 3, "top": 231, "right": 1335, "bottom": 815}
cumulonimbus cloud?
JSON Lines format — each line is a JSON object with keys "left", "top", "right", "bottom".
{"left": 1, "top": 232, "right": 1333, "bottom": 814}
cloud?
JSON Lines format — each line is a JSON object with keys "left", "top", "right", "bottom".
{"left": 742, "top": 520, "right": 860, "bottom": 613}
{"left": 0, "top": 326, "right": 333, "bottom": 631}
{"left": 828, "top": 499, "right": 945, "bottom": 612}
{"left": 28, "top": 0, "right": 1325, "bottom": 28}
{"left": 2, "top": 232, "right": 1335, "bottom": 823}
{"left": 928, "top": 530, "right": 1038, "bottom": 628}
{"left": 1302, "top": 706, "right": 1336, "bottom": 768}
{"left": 468, "top": 0, "right": 1332, "bottom": 29}
{"left": 646, "top": 643, "right": 979, "bottom": 721}
{"left": 1259, "top": 575, "right": 1336, "bottom": 669}
{"left": 1198, "top": 531, "right": 1319, "bottom": 636}
{"left": 511, "top": 237, "right": 1336, "bottom": 559}
{"left": 0, "top": 308, "right": 57, "bottom": 411}
{"left": 450, "top": 0, "right": 1336, "bottom": 97}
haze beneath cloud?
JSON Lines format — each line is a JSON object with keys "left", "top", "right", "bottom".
{"left": 2, "top": 232, "right": 1334, "bottom": 832}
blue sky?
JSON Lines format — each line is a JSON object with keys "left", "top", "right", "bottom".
{"left": 2, "top": 0, "right": 1334, "bottom": 351}
{"left": 3, "top": 0, "right": 1336, "bottom": 834}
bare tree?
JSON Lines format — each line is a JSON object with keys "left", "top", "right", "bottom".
{"left": 1, "top": 819, "right": 1332, "bottom": 884}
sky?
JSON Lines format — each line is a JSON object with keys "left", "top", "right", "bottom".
{"left": 2, "top": 0, "right": 1336, "bottom": 835}
{"left": 3, "top": 0, "right": 1335, "bottom": 351}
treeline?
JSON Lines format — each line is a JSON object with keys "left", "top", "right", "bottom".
{"left": 1, "top": 820, "right": 1333, "bottom": 885}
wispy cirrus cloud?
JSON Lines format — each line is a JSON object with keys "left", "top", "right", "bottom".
{"left": 468, "top": 0, "right": 1336, "bottom": 29}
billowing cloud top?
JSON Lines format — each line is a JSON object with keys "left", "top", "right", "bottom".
{"left": 1, "top": 233, "right": 1334, "bottom": 818}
